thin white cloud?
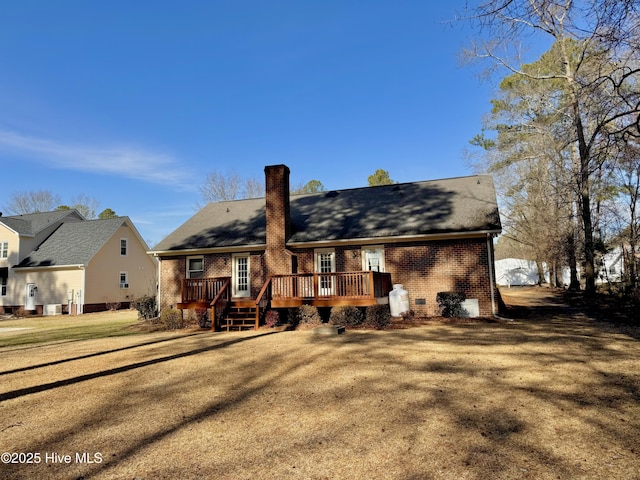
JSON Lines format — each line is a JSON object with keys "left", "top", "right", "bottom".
{"left": 0, "top": 130, "right": 196, "bottom": 190}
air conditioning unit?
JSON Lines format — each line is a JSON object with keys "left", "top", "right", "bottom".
{"left": 44, "top": 304, "right": 62, "bottom": 316}
{"left": 120, "top": 283, "right": 129, "bottom": 289}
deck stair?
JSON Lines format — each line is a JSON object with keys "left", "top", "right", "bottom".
{"left": 220, "top": 300, "right": 257, "bottom": 331}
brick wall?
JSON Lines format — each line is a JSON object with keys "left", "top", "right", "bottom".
{"left": 384, "top": 238, "right": 495, "bottom": 316}
{"left": 287, "top": 238, "right": 496, "bottom": 317}
{"left": 159, "top": 256, "right": 184, "bottom": 309}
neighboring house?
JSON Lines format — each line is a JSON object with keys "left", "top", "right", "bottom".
{"left": 0, "top": 210, "right": 157, "bottom": 314}
{"left": 596, "top": 247, "right": 625, "bottom": 284}
{"left": 150, "top": 164, "right": 502, "bottom": 330}
{"left": 494, "top": 258, "right": 574, "bottom": 287}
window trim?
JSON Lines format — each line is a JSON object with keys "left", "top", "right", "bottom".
{"left": 232, "top": 253, "right": 251, "bottom": 297}
{"left": 0, "top": 241, "right": 8, "bottom": 259}
{"left": 120, "top": 238, "right": 128, "bottom": 256}
{"left": 119, "top": 271, "right": 129, "bottom": 289}
{"left": 361, "top": 245, "right": 385, "bottom": 272}
{"left": 186, "top": 256, "right": 205, "bottom": 279}
{"left": 0, "top": 273, "right": 7, "bottom": 296}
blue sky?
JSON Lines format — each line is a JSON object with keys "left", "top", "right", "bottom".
{"left": 1, "top": 1, "right": 519, "bottom": 246}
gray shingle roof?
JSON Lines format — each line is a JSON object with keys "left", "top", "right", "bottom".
{"left": 15, "top": 217, "right": 127, "bottom": 268}
{"left": 151, "top": 174, "right": 501, "bottom": 252}
{"left": 0, "top": 210, "right": 82, "bottom": 236}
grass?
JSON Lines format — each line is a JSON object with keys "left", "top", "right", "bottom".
{"left": 1, "top": 288, "right": 639, "bottom": 479}
{"left": 0, "top": 310, "right": 143, "bottom": 348}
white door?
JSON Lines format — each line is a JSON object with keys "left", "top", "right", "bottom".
{"left": 315, "top": 250, "right": 335, "bottom": 296}
{"left": 233, "top": 255, "right": 250, "bottom": 297}
{"left": 25, "top": 283, "right": 37, "bottom": 310}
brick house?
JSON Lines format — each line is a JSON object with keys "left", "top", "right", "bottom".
{"left": 149, "top": 164, "right": 502, "bottom": 329}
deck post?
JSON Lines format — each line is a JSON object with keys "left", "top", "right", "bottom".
{"left": 368, "top": 272, "right": 375, "bottom": 299}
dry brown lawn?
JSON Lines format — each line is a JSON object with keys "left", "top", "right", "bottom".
{"left": 1, "top": 287, "right": 639, "bottom": 479}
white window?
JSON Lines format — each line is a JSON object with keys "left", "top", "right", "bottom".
{"left": 362, "top": 246, "right": 385, "bottom": 272}
{"left": 0, "top": 242, "right": 8, "bottom": 259}
{"left": 120, "top": 238, "right": 128, "bottom": 256}
{"left": 187, "top": 256, "right": 204, "bottom": 279}
{"left": 119, "top": 272, "right": 129, "bottom": 288}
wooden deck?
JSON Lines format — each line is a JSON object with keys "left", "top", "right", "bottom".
{"left": 178, "top": 271, "right": 392, "bottom": 330}
{"left": 268, "top": 271, "right": 392, "bottom": 308}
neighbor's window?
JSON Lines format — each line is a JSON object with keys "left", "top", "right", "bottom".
{"left": 1, "top": 272, "right": 7, "bottom": 296}
{"left": 0, "top": 242, "right": 8, "bottom": 259}
{"left": 119, "top": 272, "right": 129, "bottom": 288}
{"left": 187, "top": 257, "right": 204, "bottom": 279}
{"left": 120, "top": 238, "right": 128, "bottom": 256}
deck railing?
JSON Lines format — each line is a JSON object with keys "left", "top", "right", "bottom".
{"left": 209, "top": 278, "right": 231, "bottom": 330}
{"left": 271, "top": 271, "right": 392, "bottom": 301}
{"left": 181, "top": 276, "right": 231, "bottom": 303}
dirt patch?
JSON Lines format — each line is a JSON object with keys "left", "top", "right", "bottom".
{"left": 1, "top": 290, "right": 639, "bottom": 480}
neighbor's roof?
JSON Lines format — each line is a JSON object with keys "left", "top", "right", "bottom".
{"left": 0, "top": 210, "right": 83, "bottom": 236}
{"left": 151, "top": 174, "right": 502, "bottom": 253}
{"left": 15, "top": 217, "right": 129, "bottom": 268}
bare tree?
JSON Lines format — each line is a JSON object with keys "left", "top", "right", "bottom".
{"left": 4, "top": 190, "right": 62, "bottom": 214}
{"left": 69, "top": 194, "right": 100, "bottom": 219}
{"left": 198, "top": 170, "right": 268, "bottom": 208}
{"left": 464, "top": 0, "right": 640, "bottom": 293}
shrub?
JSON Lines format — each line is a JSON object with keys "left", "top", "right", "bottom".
{"left": 105, "top": 300, "right": 121, "bottom": 311}
{"left": 13, "top": 307, "right": 32, "bottom": 318}
{"left": 195, "top": 308, "right": 210, "bottom": 328}
{"left": 436, "top": 292, "right": 467, "bottom": 317}
{"left": 400, "top": 310, "right": 416, "bottom": 322}
{"left": 134, "top": 295, "right": 157, "bottom": 320}
{"left": 364, "top": 304, "right": 391, "bottom": 329}
{"left": 329, "top": 306, "right": 364, "bottom": 326}
{"left": 265, "top": 310, "right": 280, "bottom": 327}
{"left": 294, "top": 305, "right": 323, "bottom": 329}
{"left": 159, "top": 308, "right": 185, "bottom": 330}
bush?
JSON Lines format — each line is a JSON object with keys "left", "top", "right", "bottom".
{"left": 105, "top": 300, "right": 121, "bottom": 311}
{"left": 293, "top": 305, "right": 323, "bottom": 329}
{"left": 436, "top": 292, "right": 467, "bottom": 317}
{"left": 134, "top": 295, "right": 157, "bottom": 320}
{"left": 13, "top": 307, "right": 32, "bottom": 318}
{"left": 159, "top": 308, "right": 185, "bottom": 330}
{"left": 364, "top": 304, "right": 391, "bottom": 329}
{"left": 195, "top": 308, "right": 210, "bottom": 328}
{"left": 329, "top": 306, "right": 364, "bottom": 326}
{"left": 265, "top": 309, "right": 280, "bottom": 327}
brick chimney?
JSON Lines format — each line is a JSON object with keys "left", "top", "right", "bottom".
{"left": 264, "top": 164, "right": 292, "bottom": 276}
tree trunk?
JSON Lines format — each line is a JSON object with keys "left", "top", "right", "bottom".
{"left": 535, "top": 260, "right": 546, "bottom": 286}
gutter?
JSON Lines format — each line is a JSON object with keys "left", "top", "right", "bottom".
{"left": 12, "top": 264, "right": 85, "bottom": 272}
{"left": 149, "top": 229, "right": 503, "bottom": 257}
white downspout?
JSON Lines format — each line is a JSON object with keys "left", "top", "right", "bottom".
{"left": 487, "top": 234, "right": 497, "bottom": 316}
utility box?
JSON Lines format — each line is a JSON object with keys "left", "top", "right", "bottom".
{"left": 44, "top": 304, "right": 62, "bottom": 316}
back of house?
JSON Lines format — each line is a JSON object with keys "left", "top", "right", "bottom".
{"left": 150, "top": 164, "right": 502, "bottom": 329}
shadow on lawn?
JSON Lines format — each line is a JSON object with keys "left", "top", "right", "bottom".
{"left": 0, "top": 332, "right": 280, "bottom": 402}
{"left": 3, "top": 293, "right": 639, "bottom": 480}
{"left": 0, "top": 332, "right": 203, "bottom": 376}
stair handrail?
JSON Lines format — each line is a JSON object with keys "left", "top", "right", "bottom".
{"left": 254, "top": 276, "right": 273, "bottom": 329}
{"left": 209, "top": 277, "right": 231, "bottom": 331}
